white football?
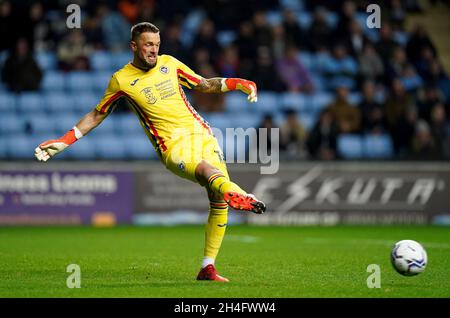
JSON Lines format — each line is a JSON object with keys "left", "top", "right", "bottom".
{"left": 391, "top": 240, "right": 427, "bottom": 276}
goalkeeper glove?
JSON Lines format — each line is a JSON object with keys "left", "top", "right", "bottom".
{"left": 221, "top": 78, "right": 257, "bottom": 102}
{"left": 34, "top": 126, "right": 83, "bottom": 162}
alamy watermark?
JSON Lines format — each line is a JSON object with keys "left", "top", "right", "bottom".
{"left": 366, "top": 4, "right": 381, "bottom": 29}
{"left": 366, "top": 264, "right": 381, "bottom": 288}
{"left": 66, "top": 264, "right": 81, "bottom": 288}
{"left": 66, "top": 4, "right": 81, "bottom": 29}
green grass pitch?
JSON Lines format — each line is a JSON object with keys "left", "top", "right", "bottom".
{"left": 0, "top": 225, "right": 449, "bottom": 297}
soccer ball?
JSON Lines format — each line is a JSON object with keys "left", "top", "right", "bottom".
{"left": 391, "top": 240, "right": 427, "bottom": 276}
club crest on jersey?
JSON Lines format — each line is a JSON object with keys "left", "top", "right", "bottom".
{"left": 159, "top": 66, "right": 169, "bottom": 74}
{"left": 140, "top": 87, "right": 157, "bottom": 104}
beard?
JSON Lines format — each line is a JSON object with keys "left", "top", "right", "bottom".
{"left": 139, "top": 55, "right": 157, "bottom": 69}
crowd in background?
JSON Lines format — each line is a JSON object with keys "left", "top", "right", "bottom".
{"left": 0, "top": 0, "right": 449, "bottom": 161}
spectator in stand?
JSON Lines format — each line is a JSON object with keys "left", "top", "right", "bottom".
{"left": 250, "top": 46, "right": 286, "bottom": 92}
{"left": 406, "top": 24, "right": 437, "bottom": 65}
{"left": 275, "top": 45, "right": 314, "bottom": 93}
{"left": 417, "top": 85, "right": 446, "bottom": 122}
{"left": 429, "top": 103, "right": 450, "bottom": 158}
{"left": 410, "top": 119, "right": 441, "bottom": 160}
{"left": 1, "top": 37, "right": 42, "bottom": 92}
{"left": 271, "top": 24, "right": 286, "bottom": 60}
{"left": 252, "top": 11, "right": 273, "bottom": 48}
{"left": 282, "top": 9, "right": 306, "bottom": 49}
{"left": 335, "top": 0, "right": 356, "bottom": 40}
{"left": 391, "top": 104, "right": 418, "bottom": 157}
{"left": 358, "top": 42, "right": 385, "bottom": 82}
{"left": 387, "top": 0, "right": 407, "bottom": 30}
{"left": 23, "top": 2, "right": 54, "bottom": 52}
{"left": 375, "top": 23, "right": 398, "bottom": 63}
{"left": 326, "top": 85, "right": 361, "bottom": 133}
{"left": 256, "top": 114, "right": 278, "bottom": 155}
{"left": 359, "top": 81, "right": 387, "bottom": 134}
{"left": 192, "top": 18, "right": 221, "bottom": 65}
{"left": 307, "top": 109, "right": 339, "bottom": 160}
{"left": 340, "top": 18, "right": 370, "bottom": 58}
{"left": 384, "top": 78, "right": 413, "bottom": 132}
{"left": 280, "top": 109, "right": 308, "bottom": 159}
{"left": 160, "top": 22, "right": 187, "bottom": 62}
{"left": 427, "top": 59, "right": 450, "bottom": 101}
{"left": 323, "top": 44, "right": 358, "bottom": 90}
{"left": 57, "top": 29, "right": 92, "bottom": 71}
{"left": 386, "top": 46, "right": 409, "bottom": 79}
{"left": 216, "top": 45, "right": 240, "bottom": 78}
{"left": 308, "top": 6, "right": 333, "bottom": 52}
{"left": 97, "top": 2, "right": 131, "bottom": 52}
{"left": 0, "top": 0, "right": 15, "bottom": 52}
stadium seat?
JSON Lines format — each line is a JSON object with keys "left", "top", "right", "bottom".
{"left": 45, "top": 92, "right": 75, "bottom": 113}
{"left": 337, "top": 134, "right": 363, "bottom": 159}
{"left": 53, "top": 113, "right": 81, "bottom": 135}
{"left": 217, "top": 31, "right": 237, "bottom": 47}
{"left": 363, "top": 134, "right": 394, "bottom": 159}
{"left": 298, "top": 52, "right": 314, "bottom": 71}
{"left": 126, "top": 133, "right": 159, "bottom": 160}
{"left": 116, "top": 113, "right": 144, "bottom": 134}
{"left": 28, "top": 114, "right": 57, "bottom": 134}
{"left": 280, "top": 0, "right": 304, "bottom": 11}
{"left": 92, "top": 72, "right": 113, "bottom": 92}
{"left": 280, "top": 92, "right": 308, "bottom": 113}
{"left": 266, "top": 11, "right": 283, "bottom": 26}
{"left": 72, "top": 92, "right": 101, "bottom": 114}
{"left": 68, "top": 138, "right": 97, "bottom": 160}
{"left": 310, "top": 93, "right": 333, "bottom": 114}
{"left": 66, "top": 71, "right": 94, "bottom": 92}
{"left": 35, "top": 51, "right": 57, "bottom": 70}
{"left": 110, "top": 52, "right": 132, "bottom": 71}
{"left": 6, "top": 134, "right": 36, "bottom": 159}
{"left": 41, "top": 71, "right": 66, "bottom": 92}
{"left": 204, "top": 113, "right": 233, "bottom": 132}
{"left": 233, "top": 114, "right": 263, "bottom": 129}
{"left": 17, "top": 92, "right": 43, "bottom": 113}
{"left": 299, "top": 112, "right": 317, "bottom": 132}
{"left": 90, "top": 51, "right": 112, "bottom": 71}
{"left": 348, "top": 93, "right": 363, "bottom": 106}
{"left": 94, "top": 135, "right": 127, "bottom": 159}
{"left": 249, "top": 91, "right": 279, "bottom": 114}
{"left": 225, "top": 92, "right": 248, "bottom": 113}
{"left": 0, "top": 113, "right": 25, "bottom": 134}
{"left": 0, "top": 92, "right": 16, "bottom": 112}
{"left": 297, "top": 12, "right": 312, "bottom": 29}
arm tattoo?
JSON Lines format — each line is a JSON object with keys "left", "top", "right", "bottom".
{"left": 195, "top": 77, "right": 223, "bottom": 93}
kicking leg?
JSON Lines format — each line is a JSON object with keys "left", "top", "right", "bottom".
{"left": 195, "top": 160, "right": 266, "bottom": 214}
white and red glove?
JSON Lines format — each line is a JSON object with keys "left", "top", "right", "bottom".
{"left": 34, "top": 126, "right": 83, "bottom": 162}
{"left": 221, "top": 78, "right": 257, "bottom": 102}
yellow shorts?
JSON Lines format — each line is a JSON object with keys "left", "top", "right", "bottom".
{"left": 162, "top": 133, "right": 229, "bottom": 184}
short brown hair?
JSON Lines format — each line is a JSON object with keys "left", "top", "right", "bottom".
{"left": 131, "top": 22, "right": 160, "bottom": 41}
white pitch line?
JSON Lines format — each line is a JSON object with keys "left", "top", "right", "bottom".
{"left": 301, "top": 237, "right": 450, "bottom": 249}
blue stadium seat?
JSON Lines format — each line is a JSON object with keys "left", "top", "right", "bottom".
{"left": 68, "top": 138, "right": 97, "bottom": 160}
{"left": 297, "top": 12, "right": 312, "bottom": 29}
{"left": 0, "top": 113, "right": 25, "bottom": 134}
{"left": 299, "top": 112, "right": 317, "bottom": 132}
{"left": 280, "top": 92, "right": 308, "bottom": 113}
{"left": 72, "top": 92, "right": 101, "bottom": 114}
{"left": 41, "top": 71, "right": 66, "bottom": 92}
{"left": 35, "top": 51, "right": 57, "bottom": 70}
{"left": 204, "top": 113, "right": 233, "bottom": 132}
{"left": 225, "top": 92, "right": 248, "bottom": 113}
{"left": 126, "top": 133, "right": 159, "bottom": 160}
{"left": 0, "top": 92, "right": 16, "bottom": 112}
{"left": 17, "top": 92, "right": 43, "bottom": 113}
{"left": 116, "top": 113, "right": 144, "bottom": 134}
{"left": 337, "top": 134, "right": 363, "bottom": 159}
{"left": 90, "top": 51, "right": 112, "bottom": 71}
{"left": 348, "top": 93, "right": 363, "bottom": 106}
{"left": 110, "top": 52, "right": 132, "bottom": 71}
{"left": 280, "top": 0, "right": 304, "bottom": 11}
{"left": 310, "top": 93, "right": 333, "bottom": 114}
{"left": 53, "top": 113, "right": 80, "bottom": 135}
{"left": 217, "top": 31, "right": 237, "bottom": 47}
{"left": 266, "top": 11, "right": 283, "bottom": 26}
{"left": 233, "top": 114, "right": 263, "bottom": 129}
{"left": 92, "top": 72, "right": 113, "bottom": 92}
{"left": 67, "top": 71, "right": 94, "bottom": 92}
{"left": 94, "top": 135, "right": 127, "bottom": 159}
{"left": 28, "top": 114, "right": 57, "bottom": 134}
{"left": 45, "top": 92, "right": 75, "bottom": 113}
{"left": 298, "top": 52, "right": 314, "bottom": 71}
{"left": 363, "top": 134, "right": 394, "bottom": 159}
{"left": 6, "top": 134, "right": 36, "bottom": 159}
{"left": 249, "top": 91, "right": 279, "bottom": 114}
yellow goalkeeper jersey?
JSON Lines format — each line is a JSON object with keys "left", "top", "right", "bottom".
{"left": 95, "top": 54, "right": 212, "bottom": 154}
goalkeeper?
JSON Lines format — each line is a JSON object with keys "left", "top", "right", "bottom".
{"left": 35, "top": 22, "right": 266, "bottom": 282}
